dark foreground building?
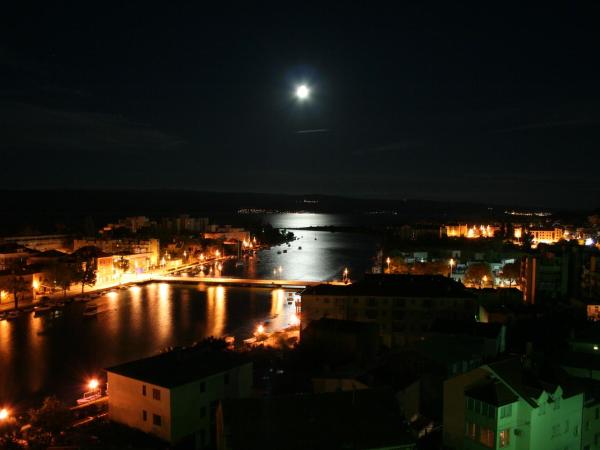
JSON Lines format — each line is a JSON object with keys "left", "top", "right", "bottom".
{"left": 216, "top": 389, "right": 416, "bottom": 450}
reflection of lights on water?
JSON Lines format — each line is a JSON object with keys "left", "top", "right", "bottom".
{"left": 206, "top": 286, "right": 226, "bottom": 337}
{"left": 158, "top": 283, "right": 169, "bottom": 299}
{"left": 130, "top": 285, "right": 141, "bottom": 293}
{"left": 271, "top": 289, "right": 284, "bottom": 316}
{"left": 107, "top": 291, "right": 118, "bottom": 299}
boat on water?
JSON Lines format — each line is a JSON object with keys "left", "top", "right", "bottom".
{"left": 298, "top": 246, "right": 302, "bottom": 250}
{"left": 83, "top": 304, "right": 98, "bottom": 318}
{"left": 6, "top": 311, "right": 20, "bottom": 320}
{"left": 283, "top": 250, "right": 287, "bottom": 253}
{"left": 277, "top": 251, "right": 282, "bottom": 254}
{"left": 34, "top": 305, "right": 53, "bottom": 316}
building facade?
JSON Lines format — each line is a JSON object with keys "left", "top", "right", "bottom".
{"left": 300, "top": 275, "right": 476, "bottom": 347}
{"left": 107, "top": 348, "right": 252, "bottom": 449}
{"left": 443, "top": 359, "right": 584, "bottom": 450}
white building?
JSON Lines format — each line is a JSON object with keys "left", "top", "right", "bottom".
{"left": 106, "top": 347, "right": 253, "bottom": 449}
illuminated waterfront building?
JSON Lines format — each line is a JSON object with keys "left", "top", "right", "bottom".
{"left": 445, "top": 224, "right": 500, "bottom": 238}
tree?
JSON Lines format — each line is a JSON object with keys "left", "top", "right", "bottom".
{"left": 74, "top": 256, "right": 97, "bottom": 293}
{"left": 521, "top": 231, "right": 533, "bottom": 250}
{"left": 465, "top": 263, "right": 493, "bottom": 286}
{"left": 502, "top": 261, "right": 521, "bottom": 286}
{"left": 49, "top": 262, "right": 77, "bottom": 297}
{"left": 115, "top": 256, "right": 130, "bottom": 273}
{"left": 28, "top": 396, "right": 71, "bottom": 435}
{"left": 0, "top": 274, "right": 28, "bottom": 310}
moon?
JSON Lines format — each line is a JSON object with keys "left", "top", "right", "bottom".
{"left": 295, "top": 84, "right": 310, "bottom": 100}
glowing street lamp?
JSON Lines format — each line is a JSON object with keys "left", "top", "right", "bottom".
{"left": 449, "top": 258, "right": 455, "bottom": 278}
{"left": 0, "top": 407, "right": 9, "bottom": 421}
{"left": 343, "top": 268, "right": 349, "bottom": 283}
{"left": 386, "top": 257, "right": 391, "bottom": 273}
{"left": 88, "top": 378, "right": 99, "bottom": 391}
{"left": 278, "top": 266, "right": 283, "bottom": 275}
{"left": 482, "top": 275, "right": 488, "bottom": 287}
{"left": 257, "top": 324, "right": 265, "bottom": 335}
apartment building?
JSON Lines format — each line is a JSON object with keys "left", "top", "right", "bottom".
{"left": 106, "top": 347, "right": 252, "bottom": 449}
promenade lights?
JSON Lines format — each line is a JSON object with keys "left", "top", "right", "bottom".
{"left": 449, "top": 258, "right": 455, "bottom": 277}
{"left": 386, "top": 257, "right": 391, "bottom": 273}
{"left": 0, "top": 408, "right": 9, "bottom": 421}
{"left": 257, "top": 324, "right": 265, "bottom": 334}
{"left": 88, "top": 378, "right": 99, "bottom": 391}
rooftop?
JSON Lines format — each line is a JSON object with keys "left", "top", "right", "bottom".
{"left": 106, "top": 347, "right": 250, "bottom": 388}
{"left": 220, "top": 389, "right": 415, "bottom": 450}
{"left": 302, "top": 274, "right": 472, "bottom": 298}
{"left": 466, "top": 379, "right": 518, "bottom": 406}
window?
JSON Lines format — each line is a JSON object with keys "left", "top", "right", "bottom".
{"left": 499, "top": 429, "right": 510, "bottom": 447}
{"left": 479, "top": 427, "right": 494, "bottom": 447}
{"left": 500, "top": 404, "right": 512, "bottom": 418}
{"left": 224, "top": 373, "right": 230, "bottom": 385}
{"left": 465, "top": 421, "right": 478, "bottom": 440}
{"left": 467, "top": 398, "right": 474, "bottom": 411}
{"left": 142, "top": 410, "right": 147, "bottom": 422}
{"left": 200, "top": 381, "right": 206, "bottom": 393}
{"left": 152, "top": 388, "right": 161, "bottom": 400}
{"left": 153, "top": 414, "right": 162, "bottom": 426}
{"left": 142, "top": 385, "right": 146, "bottom": 396}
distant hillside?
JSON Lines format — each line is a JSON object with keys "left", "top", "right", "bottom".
{"left": 0, "top": 189, "right": 548, "bottom": 235}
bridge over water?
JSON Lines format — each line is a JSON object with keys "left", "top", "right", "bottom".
{"left": 152, "top": 275, "right": 332, "bottom": 289}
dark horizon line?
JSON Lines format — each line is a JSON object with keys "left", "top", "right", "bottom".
{"left": 0, "top": 187, "right": 595, "bottom": 214}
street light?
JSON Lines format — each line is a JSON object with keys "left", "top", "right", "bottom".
{"left": 0, "top": 408, "right": 9, "bottom": 421}
{"left": 386, "top": 257, "right": 391, "bottom": 273}
{"left": 343, "top": 268, "right": 349, "bottom": 283}
{"left": 482, "top": 275, "right": 488, "bottom": 288}
{"left": 449, "top": 258, "right": 455, "bottom": 278}
{"left": 88, "top": 378, "right": 99, "bottom": 391}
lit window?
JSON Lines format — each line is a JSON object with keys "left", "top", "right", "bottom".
{"left": 499, "top": 429, "right": 510, "bottom": 447}
{"left": 152, "top": 388, "right": 161, "bottom": 400}
{"left": 479, "top": 427, "right": 495, "bottom": 447}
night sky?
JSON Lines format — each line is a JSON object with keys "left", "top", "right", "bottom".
{"left": 2, "top": 3, "right": 600, "bottom": 209}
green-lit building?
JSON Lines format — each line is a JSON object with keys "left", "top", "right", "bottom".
{"left": 444, "top": 358, "right": 585, "bottom": 449}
